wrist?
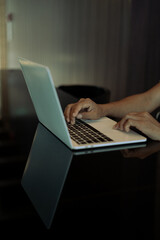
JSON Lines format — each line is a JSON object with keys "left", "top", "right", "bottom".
{"left": 98, "top": 103, "right": 112, "bottom": 118}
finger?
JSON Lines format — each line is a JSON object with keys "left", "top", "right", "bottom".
{"left": 78, "top": 111, "right": 94, "bottom": 120}
{"left": 115, "top": 113, "right": 144, "bottom": 131}
{"left": 70, "top": 102, "right": 93, "bottom": 119}
{"left": 64, "top": 104, "right": 74, "bottom": 122}
{"left": 78, "top": 98, "right": 93, "bottom": 111}
{"left": 123, "top": 119, "right": 134, "bottom": 132}
{"left": 123, "top": 118, "right": 142, "bottom": 132}
{"left": 64, "top": 102, "right": 84, "bottom": 123}
{"left": 70, "top": 107, "right": 93, "bottom": 124}
{"left": 114, "top": 119, "right": 136, "bottom": 132}
{"left": 113, "top": 121, "right": 121, "bottom": 130}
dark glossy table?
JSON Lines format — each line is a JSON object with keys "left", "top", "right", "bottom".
{"left": 20, "top": 122, "right": 160, "bottom": 239}
{"left": 0, "top": 72, "right": 160, "bottom": 238}
{"left": 1, "top": 115, "right": 160, "bottom": 239}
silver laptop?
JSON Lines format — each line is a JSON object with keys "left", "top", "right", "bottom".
{"left": 19, "top": 58, "right": 147, "bottom": 150}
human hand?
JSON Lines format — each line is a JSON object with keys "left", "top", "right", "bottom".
{"left": 64, "top": 98, "right": 102, "bottom": 124}
{"left": 113, "top": 112, "right": 160, "bottom": 141}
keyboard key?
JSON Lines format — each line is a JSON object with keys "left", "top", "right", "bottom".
{"left": 67, "top": 119, "right": 113, "bottom": 145}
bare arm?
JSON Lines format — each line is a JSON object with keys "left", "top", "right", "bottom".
{"left": 64, "top": 83, "right": 160, "bottom": 125}
{"left": 64, "top": 83, "right": 160, "bottom": 140}
{"left": 112, "top": 83, "right": 160, "bottom": 140}
{"left": 100, "top": 83, "right": 160, "bottom": 118}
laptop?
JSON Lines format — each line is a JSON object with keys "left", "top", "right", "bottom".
{"left": 19, "top": 58, "right": 147, "bottom": 150}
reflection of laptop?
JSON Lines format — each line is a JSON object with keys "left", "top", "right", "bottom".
{"left": 21, "top": 123, "right": 146, "bottom": 228}
{"left": 21, "top": 123, "right": 73, "bottom": 229}
{"left": 19, "top": 58, "right": 147, "bottom": 150}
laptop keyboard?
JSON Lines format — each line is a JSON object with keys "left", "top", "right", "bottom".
{"left": 67, "top": 119, "right": 113, "bottom": 145}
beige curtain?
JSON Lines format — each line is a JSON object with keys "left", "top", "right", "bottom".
{"left": 127, "top": 0, "right": 160, "bottom": 96}
{"left": 0, "top": 0, "right": 7, "bottom": 69}
{"left": 0, "top": 0, "right": 8, "bottom": 121}
{"left": 6, "top": 0, "right": 131, "bottom": 101}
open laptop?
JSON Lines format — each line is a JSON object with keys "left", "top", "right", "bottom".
{"left": 19, "top": 58, "right": 147, "bottom": 150}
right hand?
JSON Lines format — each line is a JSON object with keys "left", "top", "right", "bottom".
{"left": 64, "top": 98, "right": 102, "bottom": 124}
{"left": 113, "top": 111, "right": 160, "bottom": 141}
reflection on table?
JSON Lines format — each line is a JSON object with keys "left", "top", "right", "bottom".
{"left": 21, "top": 123, "right": 146, "bottom": 229}
{"left": 21, "top": 123, "right": 73, "bottom": 228}
{"left": 20, "top": 123, "right": 160, "bottom": 240}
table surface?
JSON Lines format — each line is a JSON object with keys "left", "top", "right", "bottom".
{"left": 0, "top": 78, "right": 160, "bottom": 239}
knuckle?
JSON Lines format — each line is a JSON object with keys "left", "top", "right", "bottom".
{"left": 125, "top": 119, "right": 129, "bottom": 125}
{"left": 128, "top": 119, "right": 132, "bottom": 124}
{"left": 66, "top": 103, "right": 73, "bottom": 108}
{"left": 124, "top": 114, "right": 130, "bottom": 119}
{"left": 142, "top": 112, "right": 149, "bottom": 117}
{"left": 126, "top": 118, "right": 132, "bottom": 125}
{"left": 80, "top": 97, "right": 91, "bottom": 103}
{"left": 78, "top": 98, "right": 85, "bottom": 102}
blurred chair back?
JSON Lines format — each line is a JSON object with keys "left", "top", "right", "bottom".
{"left": 58, "top": 85, "right": 110, "bottom": 104}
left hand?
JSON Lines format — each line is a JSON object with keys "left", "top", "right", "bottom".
{"left": 113, "top": 112, "right": 160, "bottom": 141}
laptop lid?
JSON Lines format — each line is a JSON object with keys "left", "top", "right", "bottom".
{"left": 19, "top": 58, "right": 73, "bottom": 149}
{"left": 19, "top": 58, "right": 147, "bottom": 149}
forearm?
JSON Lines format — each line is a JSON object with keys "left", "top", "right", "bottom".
{"left": 64, "top": 83, "right": 160, "bottom": 124}
{"left": 99, "top": 92, "right": 154, "bottom": 118}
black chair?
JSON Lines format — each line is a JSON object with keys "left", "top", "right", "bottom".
{"left": 58, "top": 85, "right": 110, "bottom": 104}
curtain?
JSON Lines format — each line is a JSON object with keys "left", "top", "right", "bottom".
{"left": 126, "top": 0, "right": 160, "bottom": 96}
{"left": 5, "top": 0, "right": 131, "bottom": 101}
{"left": 0, "top": 0, "right": 7, "bottom": 69}
{"left": 0, "top": 0, "right": 8, "bottom": 121}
